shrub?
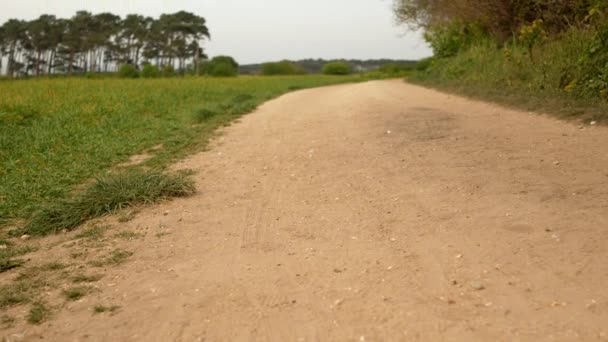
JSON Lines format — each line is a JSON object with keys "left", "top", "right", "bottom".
{"left": 415, "top": 58, "right": 434, "bottom": 71}
{"left": 394, "top": 0, "right": 595, "bottom": 43}
{"left": 423, "top": 21, "right": 487, "bottom": 59}
{"left": 262, "top": 61, "right": 307, "bottom": 75}
{"left": 378, "top": 63, "right": 414, "bottom": 75}
{"left": 208, "top": 62, "right": 238, "bottom": 77}
{"left": 322, "top": 61, "right": 351, "bottom": 75}
{"left": 518, "top": 19, "right": 548, "bottom": 62}
{"left": 161, "top": 65, "right": 175, "bottom": 77}
{"left": 210, "top": 56, "right": 238, "bottom": 69}
{"left": 117, "top": 64, "right": 139, "bottom": 79}
{"left": 141, "top": 64, "right": 160, "bottom": 78}
{"left": 573, "top": 4, "right": 608, "bottom": 99}
{"left": 205, "top": 56, "right": 239, "bottom": 77}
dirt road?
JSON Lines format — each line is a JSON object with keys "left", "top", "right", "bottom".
{"left": 9, "top": 80, "right": 608, "bottom": 341}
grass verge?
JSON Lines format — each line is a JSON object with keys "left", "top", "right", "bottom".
{"left": 18, "top": 170, "right": 195, "bottom": 236}
{"left": 0, "top": 75, "right": 366, "bottom": 228}
{"left": 409, "top": 29, "right": 608, "bottom": 123}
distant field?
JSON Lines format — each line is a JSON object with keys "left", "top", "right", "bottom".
{"left": 0, "top": 75, "right": 362, "bottom": 224}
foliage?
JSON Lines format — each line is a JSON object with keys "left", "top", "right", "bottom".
{"left": 398, "top": 0, "right": 608, "bottom": 108}
{"left": 415, "top": 57, "right": 433, "bottom": 71}
{"left": 424, "top": 23, "right": 466, "bottom": 58}
{"left": 0, "top": 10, "right": 210, "bottom": 77}
{"left": 206, "top": 56, "right": 239, "bottom": 77}
{"left": 0, "top": 76, "right": 362, "bottom": 227}
{"left": 209, "top": 56, "right": 238, "bottom": 69}
{"left": 161, "top": 65, "right": 175, "bottom": 77}
{"left": 322, "top": 61, "right": 352, "bottom": 75}
{"left": 573, "top": 3, "right": 608, "bottom": 99}
{"left": 141, "top": 64, "right": 160, "bottom": 78}
{"left": 518, "top": 19, "right": 548, "bottom": 62}
{"left": 117, "top": 64, "right": 140, "bottom": 78}
{"left": 262, "top": 61, "right": 307, "bottom": 75}
{"left": 394, "top": 0, "right": 596, "bottom": 42}
{"left": 409, "top": 28, "right": 608, "bottom": 121}
{"left": 378, "top": 63, "right": 413, "bottom": 75}
{"left": 242, "top": 59, "right": 416, "bottom": 75}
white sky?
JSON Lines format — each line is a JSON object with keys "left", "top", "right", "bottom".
{"left": 0, "top": 0, "right": 432, "bottom": 64}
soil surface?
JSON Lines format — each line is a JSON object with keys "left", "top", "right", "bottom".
{"left": 4, "top": 80, "right": 608, "bottom": 341}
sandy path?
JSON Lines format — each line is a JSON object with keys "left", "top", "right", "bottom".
{"left": 9, "top": 80, "right": 608, "bottom": 341}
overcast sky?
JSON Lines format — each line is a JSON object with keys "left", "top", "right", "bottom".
{"left": 0, "top": 0, "right": 432, "bottom": 64}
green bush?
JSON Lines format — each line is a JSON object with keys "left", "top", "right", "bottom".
{"left": 378, "top": 63, "right": 414, "bottom": 75}
{"left": 415, "top": 58, "right": 434, "bottom": 71}
{"left": 117, "top": 64, "right": 139, "bottom": 79}
{"left": 322, "top": 62, "right": 351, "bottom": 75}
{"left": 410, "top": 25, "right": 608, "bottom": 121}
{"left": 262, "top": 61, "right": 307, "bottom": 75}
{"left": 208, "top": 62, "right": 237, "bottom": 77}
{"left": 161, "top": 65, "right": 175, "bottom": 77}
{"left": 573, "top": 4, "right": 608, "bottom": 99}
{"left": 205, "top": 56, "right": 239, "bottom": 77}
{"left": 141, "top": 64, "right": 160, "bottom": 78}
{"left": 424, "top": 23, "right": 468, "bottom": 59}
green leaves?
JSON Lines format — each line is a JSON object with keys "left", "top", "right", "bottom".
{"left": 0, "top": 10, "right": 211, "bottom": 77}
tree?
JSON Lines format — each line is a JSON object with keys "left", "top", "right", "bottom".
{"left": 45, "top": 18, "right": 66, "bottom": 74}
{"left": 156, "top": 11, "right": 210, "bottom": 72}
{"left": 206, "top": 56, "right": 239, "bottom": 77}
{"left": 91, "top": 13, "right": 121, "bottom": 72}
{"left": 25, "top": 15, "right": 56, "bottom": 75}
{"left": 322, "top": 61, "right": 351, "bottom": 75}
{"left": 393, "top": 0, "right": 595, "bottom": 42}
{"left": 119, "top": 14, "right": 149, "bottom": 66}
{"left": 0, "top": 24, "right": 5, "bottom": 73}
{"left": 0, "top": 10, "right": 211, "bottom": 77}
{"left": 262, "top": 61, "right": 306, "bottom": 75}
{"left": 2, "top": 19, "right": 26, "bottom": 77}
{"left": 60, "top": 11, "right": 96, "bottom": 74}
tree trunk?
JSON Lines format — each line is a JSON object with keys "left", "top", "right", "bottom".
{"left": 8, "top": 45, "right": 15, "bottom": 78}
{"left": 194, "top": 46, "right": 200, "bottom": 75}
{"left": 35, "top": 50, "right": 41, "bottom": 76}
{"left": 84, "top": 51, "right": 89, "bottom": 73}
{"left": 68, "top": 50, "right": 74, "bottom": 75}
{"left": 90, "top": 50, "right": 96, "bottom": 73}
{"left": 47, "top": 50, "right": 55, "bottom": 75}
{"left": 135, "top": 46, "right": 141, "bottom": 67}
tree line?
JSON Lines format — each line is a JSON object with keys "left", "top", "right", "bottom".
{"left": 0, "top": 11, "right": 209, "bottom": 77}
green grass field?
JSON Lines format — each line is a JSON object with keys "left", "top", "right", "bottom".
{"left": 0, "top": 75, "right": 362, "bottom": 229}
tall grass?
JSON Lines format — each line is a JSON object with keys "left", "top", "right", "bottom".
{"left": 21, "top": 170, "right": 195, "bottom": 236}
{"left": 410, "top": 28, "right": 608, "bottom": 122}
{"left": 0, "top": 75, "right": 362, "bottom": 227}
